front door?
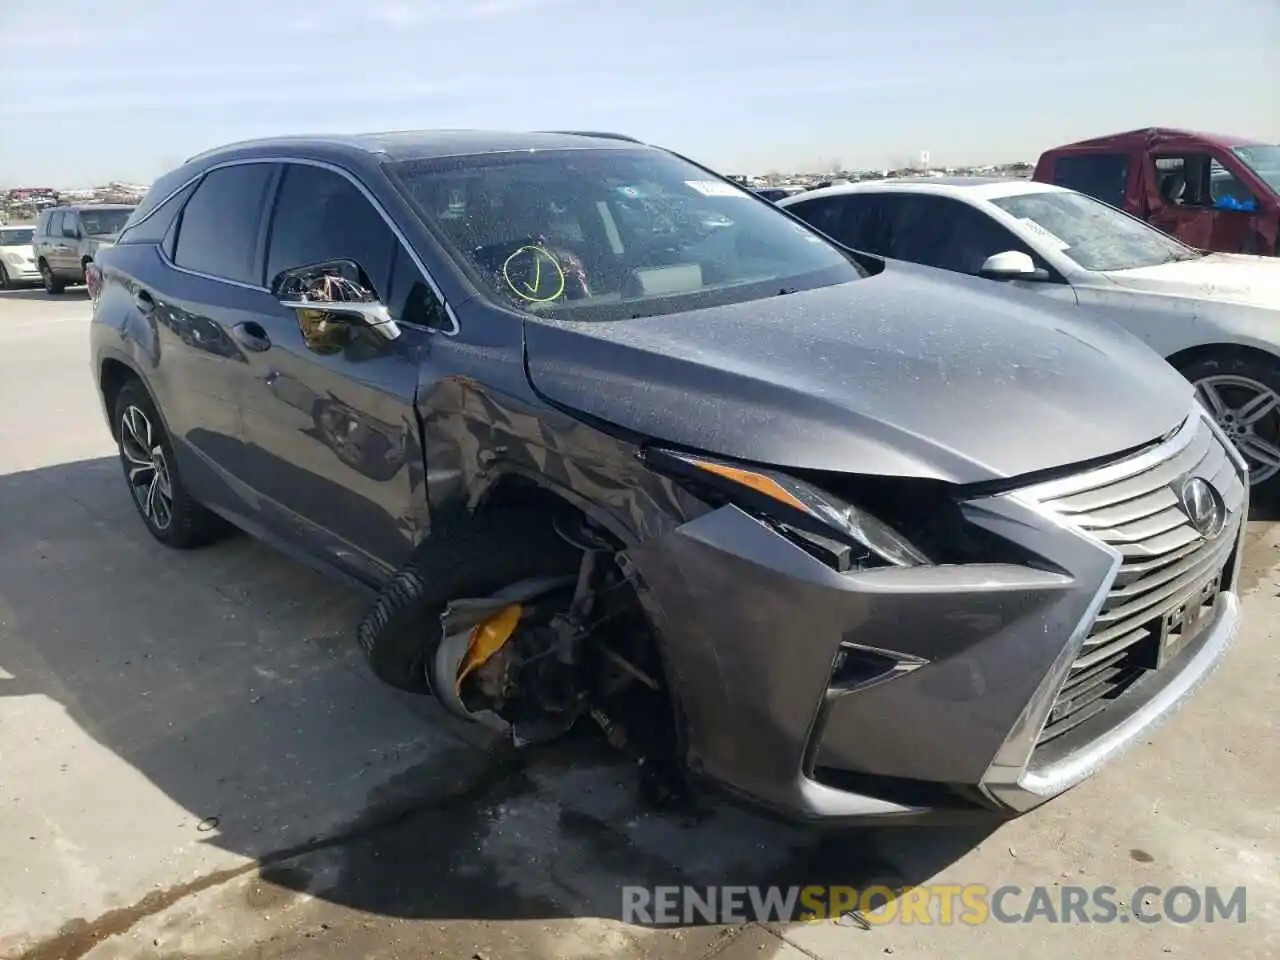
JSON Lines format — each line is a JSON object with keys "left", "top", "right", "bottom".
{"left": 235, "top": 161, "right": 442, "bottom": 581}
{"left": 1147, "top": 148, "right": 1268, "bottom": 254}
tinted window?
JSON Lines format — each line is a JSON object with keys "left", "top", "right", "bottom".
{"left": 835, "top": 196, "right": 891, "bottom": 254}
{"left": 785, "top": 196, "right": 845, "bottom": 235}
{"left": 386, "top": 245, "right": 450, "bottom": 330}
{"left": 173, "top": 164, "right": 276, "bottom": 284}
{"left": 991, "top": 190, "right": 1199, "bottom": 271}
{"left": 79, "top": 208, "right": 133, "bottom": 236}
{"left": 266, "top": 164, "right": 397, "bottom": 297}
{"left": 119, "top": 183, "right": 196, "bottom": 244}
{"left": 0, "top": 228, "right": 34, "bottom": 245}
{"left": 385, "top": 149, "right": 862, "bottom": 322}
{"left": 1051, "top": 153, "right": 1130, "bottom": 208}
{"left": 47, "top": 211, "right": 63, "bottom": 236}
{"left": 880, "top": 195, "right": 1027, "bottom": 274}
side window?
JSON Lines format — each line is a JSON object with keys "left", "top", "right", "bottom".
{"left": 173, "top": 164, "right": 276, "bottom": 285}
{"left": 265, "top": 164, "right": 396, "bottom": 298}
{"left": 118, "top": 182, "right": 197, "bottom": 245}
{"left": 833, "top": 196, "right": 891, "bottom": 254}
{"left": 1154, "top": 154, "right": 1259, "bottom": 211}
{"left": 46, "top": 211, "right": 63, "bottom": 237}
{"left": 1052, "top": 153, "right": 1130, "bottom": 209}
{"left": 386, "top": 245, "right": 450, "bottom": 330}
{"left": 786, "top": 196, "right": 844, "bottom": 236}
{"left": 884, "top": 196, "right": 1029, "bottom": 275}
{"left": 62, "top": 212, "right": 80, "bottom": 238}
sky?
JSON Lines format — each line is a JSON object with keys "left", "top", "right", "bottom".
{"left": 1, "top": 0, "right": 1277, "bottom": 187}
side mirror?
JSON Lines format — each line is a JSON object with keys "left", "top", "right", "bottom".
{"left": 62, "top": 225, "right": 79, "bottom": 239}
{"left": 979, "top": 250, "right": 1049, "bottom": 282}
{"left": 272, "top": 259, "right": 400, "bottom": 342}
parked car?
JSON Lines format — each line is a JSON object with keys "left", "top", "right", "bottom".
{"left": 781, "top": 177, "right": 1280, "bottom": 496}
{"left": 0, "top": 224, "right": 39, "bottom": 288}
{"left": 91, "top": 130, "right": 1246, "bottom": 825}
{"left": 755, "top": 185, "right": 808, "bottom": 203}
{"left": 1033, "top": 128, "right": 1280, "bottom": 257}
{"left": 33, "top": 203, "right": 135, "bottom": 294}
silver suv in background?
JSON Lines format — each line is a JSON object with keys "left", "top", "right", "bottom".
{"left": 33, "top": 203, "right": 135, "bottom": 294}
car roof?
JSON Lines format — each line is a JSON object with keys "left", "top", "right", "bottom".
{"left": 186, "top": 128, "right": 650, "bottom": 165}
{"left": 780, "top": 177, "right": 1066, "bottom": 205}
{"left": 1043, "top": 127, "right": 1268, "bottom": 152}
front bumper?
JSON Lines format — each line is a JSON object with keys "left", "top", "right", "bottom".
{"left": 2, "top": 261, "right": 40, "bottom": 282}
{"left": 626, "top": 408, "right": 1247, "bottom": 824}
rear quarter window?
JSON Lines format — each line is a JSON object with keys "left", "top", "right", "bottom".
{"left": 118, "top": 182, "right": 197, "bottom": 245}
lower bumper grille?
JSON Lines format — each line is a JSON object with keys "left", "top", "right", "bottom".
{"left": 1027, "top": 416, "right": 1245, "bottom": 746}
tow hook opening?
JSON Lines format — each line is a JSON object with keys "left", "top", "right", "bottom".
{"left": 429, "top": 512, "right": 686, "bottom": 805}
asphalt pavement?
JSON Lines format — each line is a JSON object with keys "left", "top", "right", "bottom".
{"left": 0, "top": 287, "right": 1276, "bottom": 960}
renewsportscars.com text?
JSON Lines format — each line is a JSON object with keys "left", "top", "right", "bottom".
{"left": 622, "top": 884, "right": 1248, "bottom": 926}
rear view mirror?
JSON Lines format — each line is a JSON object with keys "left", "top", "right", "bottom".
{"left": 272, "top": 259, "right": 400, "bottom": 343}
{"left": 979, "top": 250, "right": 1049, "bottom": 282}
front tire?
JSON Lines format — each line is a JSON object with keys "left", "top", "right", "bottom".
{"left": 1181, "top": 353, "right": 1280, "bottom": 496}
{"left": 40, "top": 261, "right": 64, "bottom": 295}
{"left": 113, "top": 379, "right": 225, "bottom": 549}
{"left": 0, "top": 263, "right": 9, "bottom": 290}
{"left": 356, "top": 508, "right": 582, "bottom": 693}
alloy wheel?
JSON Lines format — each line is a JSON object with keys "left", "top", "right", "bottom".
{"left": 1194, "top": 374, "right": 1280, "bottom": 484}
{"left": 119, "top": 404, "right": 175, "bottom": 530}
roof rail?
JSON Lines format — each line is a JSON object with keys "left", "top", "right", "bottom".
{"left": 540, "top": 130, "right": 644, "bottom": 144}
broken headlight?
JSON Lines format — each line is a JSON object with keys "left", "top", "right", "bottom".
{"left": 643, "top": 447, "right": 928, "bottom": 570}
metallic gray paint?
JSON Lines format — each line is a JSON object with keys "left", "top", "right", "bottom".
{"left": 523, "top": 268, "right": 1194, "bottom": 483}
{"left": 90, "top": 132, "right": 1243, "bottom": 825}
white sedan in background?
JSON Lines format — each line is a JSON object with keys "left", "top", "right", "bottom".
{"left": 0, "top": 225, "right": 40, "bottom": 289}
{"left": 781, "top": 179, "right": 1280, "bottom": 495}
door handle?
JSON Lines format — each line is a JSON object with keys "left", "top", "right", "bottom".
{"left": 133, "top": 289, "right": 156, "bottom": 314}
{"left": 231, "top": 321, "right": 272, "bottom": 352}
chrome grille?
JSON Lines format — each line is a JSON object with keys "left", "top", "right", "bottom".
{"left": 1028, "top": 416, "right": 1245, "bottom": 746}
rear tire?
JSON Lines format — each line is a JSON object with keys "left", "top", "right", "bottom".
{"left": 1179, "top": 352, "right": 1280, "bottom": 498}
{"left": 113, "top": 379, "right": 225, "bottom": 549}
{"left": 40, "top": 261, "right": 64, "bottom": 294}
{"left": 0, "top": 264, "right": 9, "bottom": 290}
{"left": 356, "top": 507, "right": 583, "bottom": 693}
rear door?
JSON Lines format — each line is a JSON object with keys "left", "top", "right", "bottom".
{"left": 51, "top": 211, "right": 76, "bottom": 274}
{"left": 140, "top": 162, "right": 280, "bottom": 516}
{"left": 234, "top": 161, "right": 441, "bottom": 577}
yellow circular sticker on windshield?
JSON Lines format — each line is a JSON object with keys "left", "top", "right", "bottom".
{"left": 501, "top": 245, "right": 566, "bottom": 303}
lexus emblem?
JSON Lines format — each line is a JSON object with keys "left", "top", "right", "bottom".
{"left": 1178, "top": 477, "right": 1226, "bottom": 539}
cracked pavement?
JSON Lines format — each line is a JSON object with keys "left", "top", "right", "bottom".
{"left": 0, "top": 289, "right": 1276, "bottom": 959}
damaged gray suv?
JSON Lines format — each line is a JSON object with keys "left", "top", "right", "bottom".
{"left": 89, "top": 130, "right": 1247, "bottom": 824}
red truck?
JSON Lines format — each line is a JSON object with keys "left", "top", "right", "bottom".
{"left": 1033, "top": 128, "right": 1280, "bottom": 257}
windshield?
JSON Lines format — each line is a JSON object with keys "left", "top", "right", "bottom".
{"left": 385, "top": 149, "right": 861, "bottom": 321}
{"left": 78, "top": 209, "right": 133, "bottom": 236}
{"left": 1232, "top": 145, "right": 1280, "bottom": 196}
{"left": 0, "top": 228, "right": 34, "bottom": 245}
{"left": 990, "top": 190, "right": 1200, "bottom": 272}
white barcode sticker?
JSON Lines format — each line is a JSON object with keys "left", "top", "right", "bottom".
{"left": 1018, "top": 218, "right": 1071, "bottom": 251}
{"left": 685, "top": 180, "right": 747, "bottom": 198}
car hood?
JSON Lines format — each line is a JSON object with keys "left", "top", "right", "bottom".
{"left": 0, "top": 244, "right": 34, "bottom": 256}
{"left": 1102, "top": 253, "right": 1280, "bottom": 309}
{"left": 522, "top": 266, "right": 1193, "bottom": 484}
